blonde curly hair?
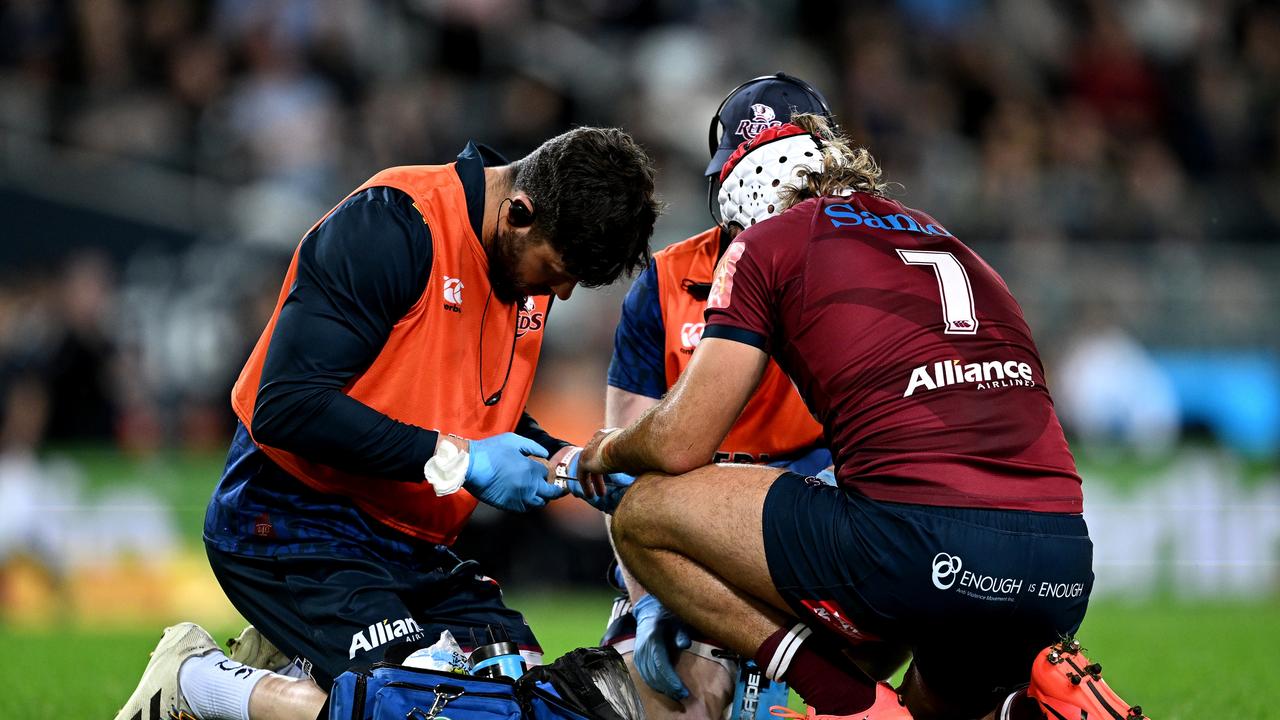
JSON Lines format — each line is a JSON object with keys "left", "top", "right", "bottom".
{"left": 777, "top": 113, "right": 889, "bottom": 210}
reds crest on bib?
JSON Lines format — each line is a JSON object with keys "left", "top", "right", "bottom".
{"left": 516, "top": 295, "right": 545, "bottom": 337}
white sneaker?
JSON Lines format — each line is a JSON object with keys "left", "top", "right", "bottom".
{"left": 113, "top": 622, "right": 219, "bottom": 720}
{"left": 226, "top": 625, "right": 290, "bottom": 672}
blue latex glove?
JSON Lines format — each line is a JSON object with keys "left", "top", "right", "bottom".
{"left": 464, "top": 433, "right": 565, "bottom": 512}
{"left": 632, "top": 594, "right": 691, "bottom": 701}
{"left": 772, "top": 445, "right": 832, "bottom": 477}
{"left": 564, "top": 453, "right": 635, "bottom": 513}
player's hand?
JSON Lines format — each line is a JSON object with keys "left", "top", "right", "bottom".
{"left": 632, "top": 594, "right": 691, "bottom": 701}
{"left": 463, "top": 433, "right": 566, "bottom": 512}
{"left": 578, "top": 428, "right": 618, "bottom": 476}
{"left": 560, "top": 449, "right": 634, "bottom": 513}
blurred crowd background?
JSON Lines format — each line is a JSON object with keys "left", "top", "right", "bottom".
{"left": 1, "top": 0, "right": 1278, "bottom": 623}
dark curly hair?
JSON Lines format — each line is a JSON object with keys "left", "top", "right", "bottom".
{"left": 512, "top": 127, "right": 660, "bottom": 287}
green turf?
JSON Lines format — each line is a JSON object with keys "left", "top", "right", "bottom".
{"left": 1069, "top": 600, "right": 1280, "bottom": 719}
{"left": 2, "top": 596, "right": 1277, "bottom": 719}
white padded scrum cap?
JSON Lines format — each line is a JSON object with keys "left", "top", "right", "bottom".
{"left": 718, "top": 133, "right": 822, "bottom": 229}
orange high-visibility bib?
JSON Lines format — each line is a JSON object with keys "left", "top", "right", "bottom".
{"left": 653, "top": 228, "right": 822, "bottom": 463}
{"left": 233, "top": 164, "right": 549, "bottom": 544}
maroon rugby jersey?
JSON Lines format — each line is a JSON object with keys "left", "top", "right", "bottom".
{"left": 703, "top": 194, "right": 1081, "bottom": 512}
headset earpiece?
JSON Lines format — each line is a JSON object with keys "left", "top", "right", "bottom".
{"left": 508, "top": 198, "right": 534, "bottom": 227}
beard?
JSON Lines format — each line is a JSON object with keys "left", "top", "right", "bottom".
{"left": 486, "top": 227, "right": 529, "bottom": 304}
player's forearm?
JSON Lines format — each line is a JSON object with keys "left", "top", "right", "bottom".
{"left": 597, "top": 399, "right": 711, "bottom": 476}
{"left": 599, "top": 388, "right": 663, "bottom": 587}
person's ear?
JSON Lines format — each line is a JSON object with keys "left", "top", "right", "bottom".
{"left": 507, "top": 192, "right": 535, "bottom": 227}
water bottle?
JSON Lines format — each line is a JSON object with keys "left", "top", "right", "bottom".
{"left": 729, "top": 659, "right": 790, "bottom": 720}
{"left": 468, "top": 627, "right": 527, "bottom": 680}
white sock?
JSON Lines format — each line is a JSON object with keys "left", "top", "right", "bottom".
{"left": 178, "top": 650, "right": 271, "bottom": 720}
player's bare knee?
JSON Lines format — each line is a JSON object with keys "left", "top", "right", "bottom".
{"left": 610, "top": 495, "right": 645, "bottom": 557}
{"left": 609, "top": 502, "right": 635, "bottom": 554}
{"left": 611, "top": 472, "right": 667, "bottom": 546}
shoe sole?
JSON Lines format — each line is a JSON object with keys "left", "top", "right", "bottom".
{"left": 1031, "top": 640, "right": 1147, "bottom": 720}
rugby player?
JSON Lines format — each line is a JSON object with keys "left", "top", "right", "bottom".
{"left": 601, "top": 74, "right": 907, "bottom": 719}
{"left": 113, "top": 127, "right": 658, "bottom": 720}
{"left": 580, "top": 117, "right": 1146, "bottom": 720}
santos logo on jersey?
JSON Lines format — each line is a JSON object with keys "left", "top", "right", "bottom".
{"left": 904, "top": 359, "right": 1035, "bottom": 397}
{"left": 824, "top": 204, "right": 952, "bottom": 236}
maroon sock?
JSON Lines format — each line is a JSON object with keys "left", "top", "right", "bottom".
{"left": 754, "top": 623, "right": 876, "bottom": 714}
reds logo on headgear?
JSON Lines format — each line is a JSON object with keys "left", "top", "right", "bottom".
{"left": 735, "top": 103, "right": 781, "bottom": 140}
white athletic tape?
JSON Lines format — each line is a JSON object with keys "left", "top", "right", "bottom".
{"left": 424, "top": 436, "right": 468, "bottom": 496}
{"left": 610, "top": 639, "right": 736, "bottom": 676}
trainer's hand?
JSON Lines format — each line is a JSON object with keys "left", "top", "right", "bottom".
{"left": 578, "top": 428, "right": 618, "bottom": 476}
{"left": 771, "top": 445, "right": 832, "bottom": 477}
{"left": 632, "top": 594, "right": 691, "bottom": 701}
{"left": 562, "top": 450, "right": 634, "bottom": 513}
{"left": 546, "top": 445, "right": 590, "bottom": 489}
{"left": 464, "top": 433, "right": 565, "bottom": 512}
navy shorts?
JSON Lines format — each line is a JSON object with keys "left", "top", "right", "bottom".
{"left": 762, "top": 472, "right": 1093, "bottom": 713}
{"left": 207, "top": 543, "right": 541, "bottom": 689}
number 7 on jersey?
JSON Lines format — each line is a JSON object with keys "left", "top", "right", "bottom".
{"left": 897, "top": 249, "right": 978, "bottom": 335}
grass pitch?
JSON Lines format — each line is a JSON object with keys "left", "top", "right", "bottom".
{"left": 1, "top": 595, "right": 1277, "bottom": 719}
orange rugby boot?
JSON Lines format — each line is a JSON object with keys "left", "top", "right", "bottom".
{"left": 1028, "top": 639, "right": 1148, "bottom": 719}
{"left": 769, "top": 682, "right": 913, "bottom": 720}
